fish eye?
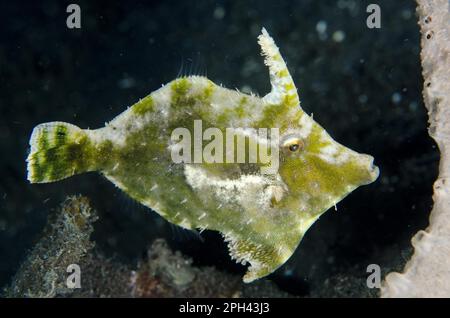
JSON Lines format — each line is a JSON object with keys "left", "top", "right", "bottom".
{"left": 289, "top": 144, "right": 299, "bottom": 152}
{"left": 282, "top": 137, "right": 304, "bottom": 153}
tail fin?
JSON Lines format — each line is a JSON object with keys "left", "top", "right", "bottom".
{"left": 27, "top": 122, "right": 93, "bottom": 183}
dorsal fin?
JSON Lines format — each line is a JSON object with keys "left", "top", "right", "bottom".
{"left": 257, "top": 28, "right": 300, "bottom": 109}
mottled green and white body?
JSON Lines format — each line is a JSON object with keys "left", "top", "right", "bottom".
{"left": 27, "top": 28, "right": 379, "bottom": 282}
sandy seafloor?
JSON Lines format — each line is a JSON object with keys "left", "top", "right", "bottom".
{"left": 0, "top": 0, "right": 439, "bottom": 297}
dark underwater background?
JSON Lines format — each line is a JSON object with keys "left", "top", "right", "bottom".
{"left": 0, "top": 0, "right": 439, "bottom": 296}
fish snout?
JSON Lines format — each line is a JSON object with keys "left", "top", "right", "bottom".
{"left": 361, "top": 154, "right": 379, "bottom": 184}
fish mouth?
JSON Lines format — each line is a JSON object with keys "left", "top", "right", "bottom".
{"left": 366, "top": 155, "right": 380, "bottom": 183}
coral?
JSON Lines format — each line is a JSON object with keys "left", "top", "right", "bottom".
{"left": 130, "top": 239, "right": 292, "bottom": 298}
{"left": 74, "top": 238, "right": 292, "bottom": 298}
{"left": 70, "top": 252, "right": 133, "bottom": 298}
{"left": 130, "top": 239, "right": 241, "bottom": 297}
{"left": 381, "top": 0, "right": 450, "bottom": 297}
{"left": 3, "top": 196, "right": 98, "bottom": 297}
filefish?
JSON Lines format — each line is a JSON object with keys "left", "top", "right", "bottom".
{"left": 27, "top": 28, "right": 379, "bottom": 282}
